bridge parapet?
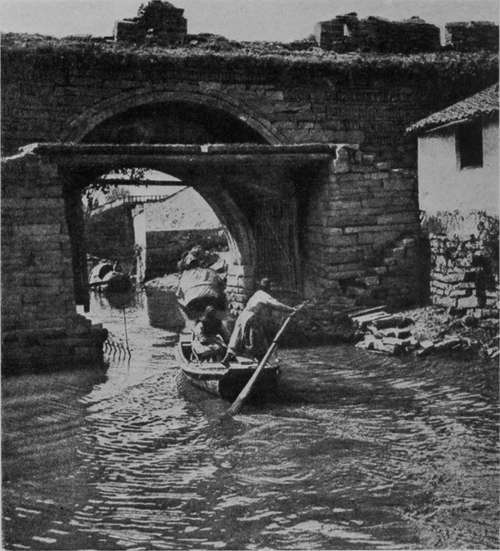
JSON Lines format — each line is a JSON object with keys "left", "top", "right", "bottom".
{"left": 89, "top": 194, "right": 177, "bottom": 216}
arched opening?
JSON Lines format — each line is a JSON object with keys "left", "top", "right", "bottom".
{"left": 66, "top": 99, "right": 270, "bottom": 313}
{"left": 68, "top": 159, "right": 257, "bottom": 328}
{"left": 82, "top": 101, "right": 268, "bottom": 145}
{"left": 62, "top": 99, "right": 305, "bottom": 345}
{"left": 77, "top": 99, "right": 269, "bottom": 288}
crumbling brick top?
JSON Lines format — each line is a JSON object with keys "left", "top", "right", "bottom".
{"left": 446, "top": 20, "right": 498, "bottom": 28}
{"left": 407, "top": 83, "right": 499, "bottom": 134}
{"left": 2, "top": 32, "right": 498, "bottom": 83}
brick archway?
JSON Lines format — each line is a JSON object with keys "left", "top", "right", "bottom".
{"left": 63, "top": 87, "right": 286, "bottom": 146}
{"left": 61, "top": 90, "right": 287, "bottom": 310}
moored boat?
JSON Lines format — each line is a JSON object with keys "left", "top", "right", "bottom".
{"left": 101, "top": 270, "right": 132, "bottom": 293}
{"left": 89, "top": 261, "right": 132, "bottom": 293}
{"left": 176, "top": 333, "right": 279, "bottom": 402}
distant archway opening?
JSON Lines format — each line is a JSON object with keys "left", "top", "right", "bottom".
{"left": 67, "top": 159, "right": 257, "bottom": 324}
{"left": 64, "top": 100, "right": 303, "bottom": 321}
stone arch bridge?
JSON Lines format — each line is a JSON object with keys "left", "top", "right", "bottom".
{"left": 1, "top": 36, "right": 496, "bottom": 370}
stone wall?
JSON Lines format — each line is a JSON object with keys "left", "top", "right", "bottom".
{"left": 445, "top": 21, "right": 499, "bottom": 52}
{"left": 303, "top": 145, "right": 421, "bottom": 308}
{"left": 2, "top": 42, "right": 497, "bottom": 167}
{"left": 315, "top": 14, "right": 440, "bottom": 53}
{"left": 423, "top": 211, "right": 499, "bottom": 318}
{"left": 1, "top": 149, "right": 107, "bottom": 371}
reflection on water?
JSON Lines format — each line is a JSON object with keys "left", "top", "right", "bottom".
{"left": 2, "top": 291, "right": 499, "bottom": 550}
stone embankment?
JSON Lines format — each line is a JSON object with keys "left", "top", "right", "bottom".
{"left": 429, "top": 233, "right": 498, "bottom": 317}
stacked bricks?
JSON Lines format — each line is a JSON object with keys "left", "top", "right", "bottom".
{"left": 357, "top": 16, "right": 440, "bottom": 53}
{"left": 314, "top": 13, "right": 359, "bottom": 51}
{"left": 1, "top": 150, "right": 76, "bottom": 332}
{"left": 303, "top": 145, "right": 420, "bottom": 308}
{"left": 114, "top": 0, "right": 187, "bottom": 46}
{"left": 1, "top": 148, "right": 107, "bottom": 371}
{"left": 429, "top": 233, "right": 499, "bottom": 318}
{"left": 225, "top": 264, "right": 254, "bottom": 316}
{"left": 315, "top": 13, "right": 440, "bottom": 53}
{"left": 445, "top": 22, "right": 499, "bottom": 52}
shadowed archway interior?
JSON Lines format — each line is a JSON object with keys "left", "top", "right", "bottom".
{"left": 83, "top": 101, "right": 267, "bottom": 145}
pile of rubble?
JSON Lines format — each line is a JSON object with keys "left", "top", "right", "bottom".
{"left": 352, "top": 306, "right": 499, "bottom": 359}
{"left": 352, "top": 308, "right": 417, "bottom": 354}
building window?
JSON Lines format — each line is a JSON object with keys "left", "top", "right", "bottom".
{"left": 457, "top": 119, "right": 483, "bottom": 168}
{"left": 343, "top": 24, "right": 351, "bottom": 37}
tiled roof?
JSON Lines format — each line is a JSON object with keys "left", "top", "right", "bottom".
{"left": 407, "top": 83, "right": 498, "bottom": 134}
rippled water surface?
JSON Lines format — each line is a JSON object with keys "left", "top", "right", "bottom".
{"left": 3, "top": 292, "right": 499, "bottom": 550}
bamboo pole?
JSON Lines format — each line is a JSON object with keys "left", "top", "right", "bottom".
{"left": 226, "top": 302, "right": 306, "bottom": 416}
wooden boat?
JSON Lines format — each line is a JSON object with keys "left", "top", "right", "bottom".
{"left": 176, "top": 333, "right": 279, "bottom": 402}
{"left": 89, "top": 262, "right": 132, "bottom": 293}
{"left": 101, "top": 270, "right": 132, "bottom": 293}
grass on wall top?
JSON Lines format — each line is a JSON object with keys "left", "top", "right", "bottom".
{"left": 2, "top": 32, "right": 498, "bottom": 85}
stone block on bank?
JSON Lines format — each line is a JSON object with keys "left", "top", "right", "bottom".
{"left": 417, "top": 339, "right": 435, "bottom": 356}
{"left": 355, "top": 334, "right": 377, "bottom": 350}
{"left": 433, "top": 336, "right": 462, "bottom": 352}
{"left": 368, "top": 325, "right": 413, "bottom": 339}
{"left": 456, "top": 295, "right": 479, "bottom": 309}
{"left": 449, "top": 289, "right": 469, "bottom": 298}
{"left": 375, "top": 337, "right": 405, "bottom": 354}
{"left": 364, "top": 275, "right": 380, "bottom": 287}
{"left": 434, "top": 295, "right": 455, "bottom": 308}
{"left": 457, "top": 282, "right": 476, "bottom": 290}
{"left": 351, "top": 310, "right": 391, "bottom": 329}
{"left": 371, "top": 314, "right": 413, "bottom": 329}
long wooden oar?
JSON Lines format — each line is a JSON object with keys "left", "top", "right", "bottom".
{"left": 227, "top": 302, "right": 306, "bottom": 416}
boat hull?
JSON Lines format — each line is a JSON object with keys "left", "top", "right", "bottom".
{"left": 176, "top": 338, "right": 279, "bottom": 402}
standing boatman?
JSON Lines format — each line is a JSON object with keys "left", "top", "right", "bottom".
{"left": 222, "top": 278, "right": 296, "bottom": 364}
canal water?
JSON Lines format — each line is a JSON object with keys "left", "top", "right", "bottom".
{"left": 3, "top": 291, "right": 499, "bottom": 550}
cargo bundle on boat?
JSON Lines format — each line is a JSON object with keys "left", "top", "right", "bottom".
{"left": 177, "top": 268, "right": 225, "bottom": 311}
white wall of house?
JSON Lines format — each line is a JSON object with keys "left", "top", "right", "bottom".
{"left": 145, "top": 187, "right": 221, "bottom": 232}
{"left": 417, "top": 120, "right": 498, "bottom": 216}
